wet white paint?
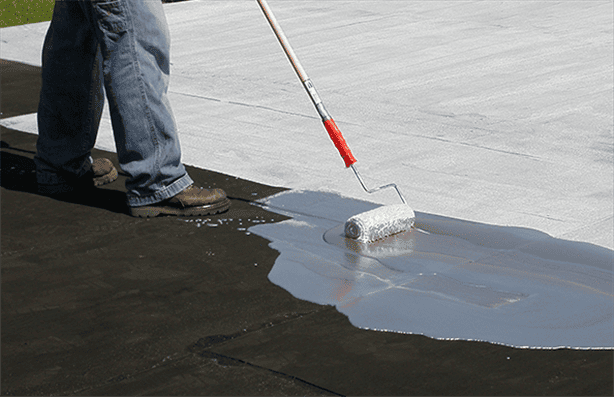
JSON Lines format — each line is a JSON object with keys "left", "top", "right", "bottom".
{"left": 251, "top": 190, "right": 614, "bottom": 349}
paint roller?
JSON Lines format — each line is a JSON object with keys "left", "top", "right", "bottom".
{"left": 257, "top": 0, "right": 415, "bottom": 243}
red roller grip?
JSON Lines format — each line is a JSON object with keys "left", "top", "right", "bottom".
{"left": 323, "top": 118, "right": 357, "bottom": 168}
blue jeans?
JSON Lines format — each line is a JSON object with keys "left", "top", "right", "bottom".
{"left": 35, "top": 0, "right": 193, "bottom": 207}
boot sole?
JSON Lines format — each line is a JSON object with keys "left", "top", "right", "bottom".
{"left": 129, "top": 198, "right": 231, "bottom": 218}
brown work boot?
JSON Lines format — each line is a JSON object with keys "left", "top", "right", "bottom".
{"left": 90, "top": 158, "right": 119, "bottom": 186}
{"left": 38, "top": 158, "right": 118, "bottom": 196}
{"left": 129, "top": 185, "right": 230, "bottom": 218}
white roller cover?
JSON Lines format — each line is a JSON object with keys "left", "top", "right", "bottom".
{"left": 345, "top": 204, "right": 415, "bottom": 243}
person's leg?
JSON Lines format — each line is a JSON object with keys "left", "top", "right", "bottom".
{"left": 35, "top": 1, "right": 113, "bottom": 192}
{"left": 79, "top": 0, "right": 193, "bottom": 207}
{"left": 36, "top": 0, "right": 228, "bottom": 216}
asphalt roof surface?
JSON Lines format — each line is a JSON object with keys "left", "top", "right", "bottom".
{"left": 2, "top": 1, "right": 613, "bottom": 395}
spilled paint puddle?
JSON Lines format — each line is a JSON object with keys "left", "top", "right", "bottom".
{"left": 251, "top": 190, "right": 613, "bottom": 349}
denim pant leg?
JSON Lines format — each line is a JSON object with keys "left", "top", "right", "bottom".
{"left": 37, "top": 0, "right": 192, "bottom": 206}
{"left": 35, "top": 1, "right": 104, "bottom": 185}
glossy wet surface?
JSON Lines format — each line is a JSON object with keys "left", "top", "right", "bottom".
{"left": 254, "top": 190, "right": 614, "bottom": 349}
